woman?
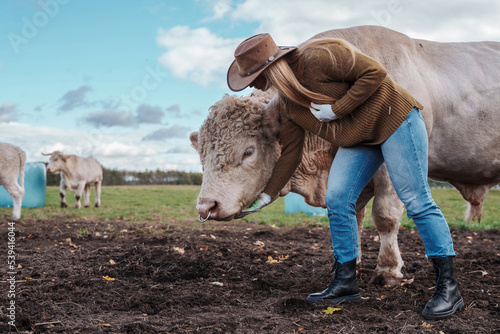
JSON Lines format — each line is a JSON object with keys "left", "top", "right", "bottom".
{"left": 227, "top": 33, "right": 464, "bottom": 320}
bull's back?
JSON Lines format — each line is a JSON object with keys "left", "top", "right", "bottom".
{"left": 0, "top": 143, "right": 24, "bottom": 184}
{"left": 314, "top": 26, "right": 500, "bottom": 184}
{"left": 69, "top": 155, "right": 103, "bottom": 184}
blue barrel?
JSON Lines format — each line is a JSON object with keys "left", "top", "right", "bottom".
{"left": 284, "top": 192, "right": 327, "bottom": 216}
{"left": 0, "top": 162, "right": 46, "bottom": 208}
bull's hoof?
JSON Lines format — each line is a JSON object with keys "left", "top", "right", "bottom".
{"left": 369, "top": 272, "right": 402, "bottom": 287}
{"left": 84, "top": 205, "right": 90, "bottom": 208}
{"left": 61, "top": 202, "right": 68, "bottom": 208}
{"left": 95, "top": 203, "right": 100, "bottom": 208}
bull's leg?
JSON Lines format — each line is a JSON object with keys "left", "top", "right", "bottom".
{"left": 74, "top": 183, "right": 85, "bottom": 209}
{"left": 59, "top": 180, "right": 68, "bottom": 208}
{"left": 4, "top": 181, "right": 24, "bottom": 220}
{"left": 370, "top": 165, "right": 404, "bottom": 286}
{"left": 83, "top": 184, "right": 91, "bottom": 208}
{"left": 355, "top": 207, "right": 366, "bottom": 263}
{"left": 94, "top": 181, "right": 101, "bottom": 207}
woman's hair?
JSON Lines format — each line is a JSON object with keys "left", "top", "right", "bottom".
{"left": 262, "top": 38, "right": 356, "bottom": 108}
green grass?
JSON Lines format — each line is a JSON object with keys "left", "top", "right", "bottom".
{"left": 1, "top": 185, "right": 499, "bottom": 229}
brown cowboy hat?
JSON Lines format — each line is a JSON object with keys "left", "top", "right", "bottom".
{"left": 227, "top": 33, "right": 296, "bottom": 92}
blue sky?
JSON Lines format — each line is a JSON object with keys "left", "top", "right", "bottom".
{"left": 1, "top": 0, "right": 499, "bottom": 172}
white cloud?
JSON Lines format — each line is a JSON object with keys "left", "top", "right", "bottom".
{"left": 93, "top": 141, "right": 157, "bottom": 158}
{"left": 230, "top": 0, "right": 500, "bottom": 43}
{"left": 0, "top": 103, "right": 18, "bottom": 122}
{"left": 155, "top": 0, "right": 499, "bottom": 91}
{"left": 157, "top": 25, "right": 240, "bottom": 87}
{"left": 0, "top": 123, "right": 201, "bottom": 172}
{"left": 204, "top": 0, "right": 232, "bottom": 20}
{"left": 231, "top": 0, "right": 360, "bottom": 44}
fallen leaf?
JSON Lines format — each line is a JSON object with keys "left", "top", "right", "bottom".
{"left": 200, "top": 246, "right": 209, "bottom": 251}
{"left": 373, "top": 235, "right": 380, "bottom": 242}
{"left": 266, "top": 255, "right": 289, "bottom": 264}
{"left": 267, "top": 256, "right": 278, "bottom": 264}
{"left": 209, "top": 281, "right": 224, "bottom": 286}
{"left": 17, "top": 264, "right": 22, "bottom": 269}
{"left": 102, "top": 275, "right": 116, "bottom": 281}
{"left": 109, "top": 259, "right": 116, "bottom": 265}
{"left": 173, "top": 247, "right": 185, "bottom": 254}
{"left": 278, "top": 255, "right": 289, "bottom": 262}
{"left": 28, "top": 234, "right": 33, "bottom": 238}
{"left": 210, "top": 234, "right": 217, "bottom": 239}
{"left": 25, "top": 277, "right": 33, "bottom": 280}
{"left": 421, "top": 322, "right": 434, "bottom": 328}
{"left": 323, "top": 307, "right": 342, "bottom": 314}
{"left": 99, "top": 323, "right": 111, "bottom": 327}
{"left": 401, "top": 278, "right": 414, "bottom": 286}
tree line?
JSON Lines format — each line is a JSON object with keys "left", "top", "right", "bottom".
{"left": 46, "top": 168, "right": 203, "bottom": 186}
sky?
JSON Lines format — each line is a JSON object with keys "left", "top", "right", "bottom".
{"left": 1, "top": 0, "right": 499, "bottom": 172}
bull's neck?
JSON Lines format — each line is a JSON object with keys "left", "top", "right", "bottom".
{"left": 60, "top": 167, "right": 73, "bottom": 185}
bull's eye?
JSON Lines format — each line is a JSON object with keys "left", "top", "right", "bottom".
{"left": 243, "top": 147, "right": 254, "bottom": 159}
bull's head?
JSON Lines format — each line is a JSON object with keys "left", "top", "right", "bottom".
{"left": 42, "top": 151, "right": 66, "bottom": 174}
{"left": 190, "top": 91, "right": 281, "bottom": 221}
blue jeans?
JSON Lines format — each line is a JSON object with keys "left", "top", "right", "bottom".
{"left": 326, "top": 108, "right": 456, "bottom": 263}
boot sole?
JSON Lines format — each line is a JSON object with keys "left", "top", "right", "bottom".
{"left": 422, "top": 297, "right": 464, "bottom": 320}
{"left": 306, "top": 293, "right": 361, "bottom": 304}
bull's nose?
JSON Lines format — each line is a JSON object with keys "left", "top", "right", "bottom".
{"left": 196, "top": 198, "right": 218, "bottom": 220}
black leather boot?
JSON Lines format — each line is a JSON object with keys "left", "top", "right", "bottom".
{"left": 306, "top": 257, "right": 361, "bottom": 304}
{"left": 422, "top": 256, "right": 464, "bottom": 320}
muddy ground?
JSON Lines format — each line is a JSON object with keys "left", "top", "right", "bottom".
{"left": 0, "top": 217, "right": 498, "bottom": 333}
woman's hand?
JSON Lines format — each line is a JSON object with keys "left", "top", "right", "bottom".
{"left": 235, "top": 193, "right": 272, "bottom": 218}
{"left": 309, "top": 102, "right": 338, "bottom": 122}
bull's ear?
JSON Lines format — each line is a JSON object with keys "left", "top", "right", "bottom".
{"left": 190, "top": 132, "right": 199, "bottom": 150}
{"left": 60, "top": 154, "right": 67, "bottom": 162}
{"left": 261, "top": 96, "right": 281, "bottom": 140}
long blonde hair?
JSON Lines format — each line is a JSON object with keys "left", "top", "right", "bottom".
{"left": 263, "top": 38, "right": 356, "bottom": 108}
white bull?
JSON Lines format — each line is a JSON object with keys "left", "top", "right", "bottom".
{"left": 191, "top": 26, "right": 500, "bottom": 285}
{"left": 0, "top": 143, "right": 26, "bottom": 220}
{"left": 43, "top": 151, "right": 103, "bottom": 209}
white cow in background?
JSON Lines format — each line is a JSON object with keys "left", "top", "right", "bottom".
{"left": 43, "top": 151, "right": 103, "bottom": 208}
{"left": 0, "top": 143, "right": 26, "bottom": 220}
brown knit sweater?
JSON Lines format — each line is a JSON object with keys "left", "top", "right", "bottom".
{"left": 263, "top": 42, "right": 423, "bottom": 199}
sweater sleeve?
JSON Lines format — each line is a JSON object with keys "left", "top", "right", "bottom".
{"left": 322, "top": 44, "right": 388, "bottom": 119}
{"left": 263, "top": 117, "right": 305, "bottom": 199}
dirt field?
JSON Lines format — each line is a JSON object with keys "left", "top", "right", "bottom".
{"left": 0, "top": 217, "right": 498, "bottom": 333}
